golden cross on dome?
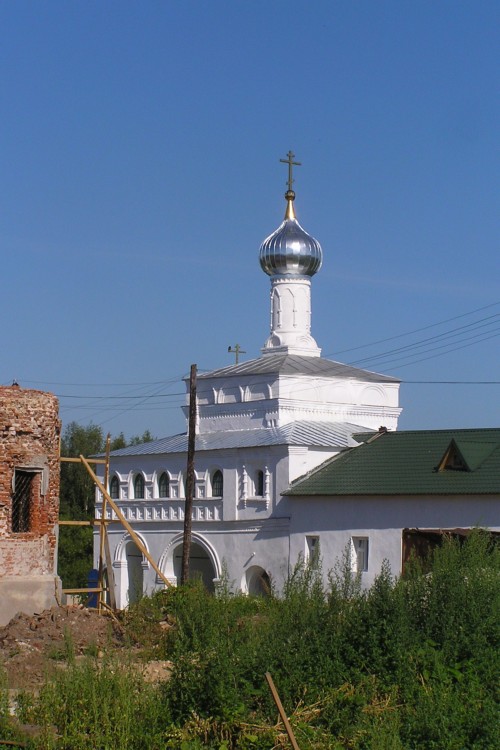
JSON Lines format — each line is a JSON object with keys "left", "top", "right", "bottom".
{"left": 280, "top": 150, "right": 301, "bottom": 193}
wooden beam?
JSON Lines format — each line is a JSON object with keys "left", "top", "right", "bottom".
{"left": 58, "top": 519, "right": 119, "bottom": 525}
{"left": 103, "top": 524, "right": 117, "bottom": 610}
{"left": 79, "top": 455, "right": 172, "bottom": 588}
{"left": 60, "top": 457, "right": 107, "bottom": 464}
{"left": 99, "top": 434, "right": 112, "bottom": 612}
{"left": 265, "top": 672, "right": 301, "bottom": 750}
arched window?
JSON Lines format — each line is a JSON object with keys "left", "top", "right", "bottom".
{"left": 158, "top": 472, "right": 170, "bottom": 498}
{"left": 110, "top": 475, "right": 120, "bottom": 499}
{"left": 255, "top": 470, "right": 264, "bottom": 497}
{"left": 212, "top": 470, "right": 223, "bottom": 498}
{"left": 133, "top": 474, "right": 145, "bottom": 499}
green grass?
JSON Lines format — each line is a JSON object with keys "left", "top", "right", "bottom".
{"left": 2, "top": 530, "right": 498, "bottom": 749}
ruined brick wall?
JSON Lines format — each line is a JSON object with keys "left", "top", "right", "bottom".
{"left": 0, "top": 386, "right": 61, "bottom": 577}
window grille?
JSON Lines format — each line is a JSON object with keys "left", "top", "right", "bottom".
{"left": 159, "top": 472, "right": 170, "bottom": 498}
{"left": 110, "top": 475, "right": 120, "bottom": 499}
{"left": 134, "top": 474, "right": 145, "bottom": 499}
{"left": 212, "top": 470, "right": 223, "bottom": 497}
{"left": 12, "top": 470, "right": 34, "bottom": 532}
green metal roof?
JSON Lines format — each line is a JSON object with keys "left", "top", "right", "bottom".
{"left": 285, "top": 428, "right": 500, "bottom": 497}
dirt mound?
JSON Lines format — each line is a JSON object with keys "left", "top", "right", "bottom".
{"left": 0, "top": 605, "right": 124, "bottom": 690}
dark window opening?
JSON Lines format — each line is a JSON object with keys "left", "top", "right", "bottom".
{"left": 255, "top": 470, "right": 264, "bottom": 496}
{"left": 159, "top": 472, "right": 170, "bottom": 498}
{"left": 110, "top": 475, "right": 120, "bottom": 499}
{"left": 442, "top": 447, "right": 468, "bottom": 471}
{"left": 212, "top": 470, "right": 223, "bottom": 497}
{"left": 134, "top": 474, "right": 145, "bottom": 499}
{"left": 12, "top": 470, "right": 34, "bottom": 532}
{"left": 401, "top": 528, "right": 500, "bottom": 574}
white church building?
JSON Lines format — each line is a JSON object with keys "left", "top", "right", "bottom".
{"left": 94, "top": 158, "right": 403, "bottom": 607}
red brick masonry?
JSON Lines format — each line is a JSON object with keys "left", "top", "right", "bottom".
{"left": 0, "top": 386, "right": 61, "bottom": 576}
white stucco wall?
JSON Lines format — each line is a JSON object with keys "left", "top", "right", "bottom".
{"left": 94, "top": 445, "right": 295, "bottom": 607}
{"left": 103, "top": 519, "right": 292, "bottom": 609}
{"left": 288, "top": 493, "right": 500, "bottom": 589}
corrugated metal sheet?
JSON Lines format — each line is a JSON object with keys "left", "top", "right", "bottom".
{"left": 286, "top": 428, "right": 500, "bottom": 496}
{"left": 107, "top": 421, "right": 368, "bottom": 458}
{"left": 197, "top": 354, "right": 399, "bottom": 383}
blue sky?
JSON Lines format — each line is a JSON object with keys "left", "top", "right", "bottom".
{"left": 1, "top": 1, "right": 498, "bottom": 439}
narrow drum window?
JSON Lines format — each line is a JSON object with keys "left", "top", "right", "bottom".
{"left": 159, "top": 472, "right": 170, "bottom": 498}
{"left": 12, "top": 470, "right": 34, "bottom": 532}
{"left": 212, "top": 470, "right": 223, "bottom": 498}
{"left": 255, "top": 470, "right": 264, "bottom": 497}
{"left": 110, "top": 475, "right": 120, "bottom": 499}
{"left": 134, "top": 474, "right": 145, "bottom": 499}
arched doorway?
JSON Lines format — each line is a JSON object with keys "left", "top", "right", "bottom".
{"left": 158, "top": 534, "right": 221, "bottom": 592}
{"left": 125, "top": 541, "right": 144, "bottom": 604}
{"left": 246, "top": 565, "right": 271, "bottom": 596}
{"left": 113, "top": 532, "right": 150, "bottom": 609}
{"left": 172, "top": 542, "right": 217, "bottom": 592}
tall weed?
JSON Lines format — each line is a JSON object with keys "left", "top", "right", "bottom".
{"left": 16, "top": 656, "right": 167, "bottom": 749}
{"left": 8, "top": 530, "right": 498, "bottom": 749}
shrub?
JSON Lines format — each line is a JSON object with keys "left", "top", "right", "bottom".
{"left": 9, "top": 530, "right": 499, "bottom": 749}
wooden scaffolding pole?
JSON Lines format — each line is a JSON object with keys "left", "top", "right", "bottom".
{"left": 265, "top": 672, "right": 301, "bottom": 750}
{"left": 80, "top": 455, "right": 172, "bottom": 588}
{"left": 97, "top": 435, "right": 116, "bottom": 611}
{"left": 97, "top": 434, "right": 109, "bottom": 611}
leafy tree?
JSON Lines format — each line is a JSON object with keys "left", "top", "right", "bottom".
{"left": 110, "top": 432, "right": 127, "bottom": 451}
{"left": 129, "top": 429, "right": 155, "bottom": 446}
{"left": 60, "top": 422, "right": 104, "bottom": 518}
{"left": 58, "top": 422, "right": 104, "bottom": 588}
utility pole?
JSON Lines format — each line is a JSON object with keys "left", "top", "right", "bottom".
{"left": 181, "top": 364, "right": 197, "bottom": 585}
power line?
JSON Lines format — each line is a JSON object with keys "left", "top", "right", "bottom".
{"left": 14, "top": 300, "right": 500, "bottom": 429}
{"left": 404, "top": 380, "right": 500, "bottom": 384}
{"left": 9, "top": 303, "right": 500, "bottom": 402}
{"left": 10, "top": 375, "right": 185, "bottom": 387}
{"left": 58, "top": 392, "right": 185, "bottom": 400}
{"left": 58, "top": 323, "right": 500, "bottom": 413}
{"left": 329, "top": 300, "right": 500, "bottom": 357}
{"left": 348, "top": 314, "right": 500, "bottom": 368}
{"left": 381, "top": 329, "right": 500, "bottom": 371}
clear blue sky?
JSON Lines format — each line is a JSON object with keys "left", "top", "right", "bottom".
{"left": 1, "top": 1, "right": 498, "bottom": 439}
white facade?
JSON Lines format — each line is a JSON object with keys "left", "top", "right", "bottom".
{"left": 95, "top": 424, "right": 372, "bottom": 607}
{"left": 94, "top": 354, "right": 402, "bottom": 607}
{"left": 94, "top": 183, "right": 405, "bottom": 607}
{"left": 288, "top": 493, "right": 500, "bottom": 590}
{"left": 94, "top": 179, "right": 500, "bottom": 606}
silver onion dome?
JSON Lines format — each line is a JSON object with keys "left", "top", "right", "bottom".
{"left": 259, "top": 189, "right": 323, "bottom": 277}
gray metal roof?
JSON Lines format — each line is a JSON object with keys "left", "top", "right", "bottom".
{"left": 197, "top": 354, "right": 399, "bottom": 384}
{"left": 107, "top": 421, "right": 369, "bottom": 458}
